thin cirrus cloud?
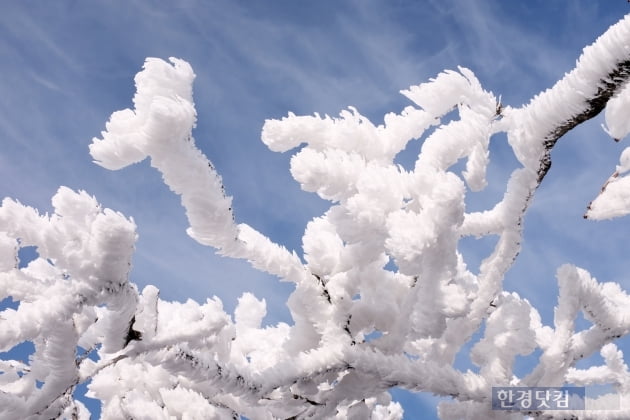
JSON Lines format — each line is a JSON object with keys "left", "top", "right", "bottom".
{"left": 1, "top": 1, "right": 630, "bottom": 418}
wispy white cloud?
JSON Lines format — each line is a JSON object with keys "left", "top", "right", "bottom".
{"left": 28, "top": 70, "right": 65, "bottom": 93}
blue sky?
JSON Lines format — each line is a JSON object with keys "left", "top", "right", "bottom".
{"left": 1, "top": 1, "right": 630, "bottom": 418}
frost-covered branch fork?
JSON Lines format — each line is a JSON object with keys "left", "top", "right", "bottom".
{"left": 3, "top": 13, "right": 630, "bottom": 420}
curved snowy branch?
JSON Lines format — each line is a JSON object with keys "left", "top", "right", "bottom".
{"left": 89, "top": 57, "right": 308, "bottom": 285}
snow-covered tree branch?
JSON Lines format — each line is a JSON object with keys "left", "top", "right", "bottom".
{"left": 2, "top": 12, "right": 630, "bottom": 420}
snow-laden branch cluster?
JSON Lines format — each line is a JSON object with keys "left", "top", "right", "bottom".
{"left": 3, "top": 13, "right": 630, "bottom": 420}
{"left": 0, "top": 188, "right": 138, "bottom": 418}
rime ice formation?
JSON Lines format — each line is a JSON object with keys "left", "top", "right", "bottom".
{"left": 2, "top": 14, "right": 630, "bottom": 420}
